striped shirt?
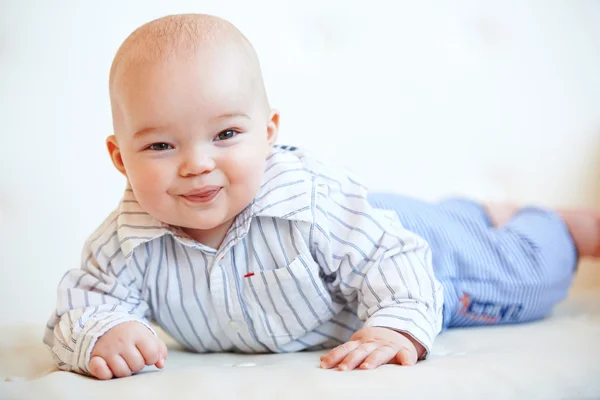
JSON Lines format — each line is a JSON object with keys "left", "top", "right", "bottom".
{"left": 44, "top": 146, "right": 444, "bottom": 375}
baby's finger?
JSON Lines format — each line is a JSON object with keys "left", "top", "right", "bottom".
{"left": 106, "top": 354, "right": 133, "bottom": 378}
{"left": 320, "top": 341, "right": 360, "bottom": 369}
{"left": 136, "top": 338, "right": 160, "bottom": 366}
{"left": 393, "top": 347, "right": 418, "bottom": 366}
{"left": 122, "top": 347, "right": 146, "bottom": 373}
{"left": 359, "top": 345, "right": 397, "bottom": 370}
{"left": 156, "top": 340, "right": 168, "bottom": 369}
{"left": 89, "top": 356, "right": 113, "bottom": 380}
{"left": 338, "top": 342, "right": 379, "bottom": 371}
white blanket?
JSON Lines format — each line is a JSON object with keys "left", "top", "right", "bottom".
{"left": 2, "top": 291, "right": 599, "bottom": 400}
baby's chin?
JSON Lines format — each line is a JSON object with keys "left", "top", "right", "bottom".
{"left": 173, "top": 211, "right": 235, "bottom": 229}
{"left": 160, "top": 217, "right": 228, "bottom": 231}
{"left": 146, "top": 201, "right": 242, "bottom": 235}
{"left": 177, "top": 221, "right": 227, "bottom": 231}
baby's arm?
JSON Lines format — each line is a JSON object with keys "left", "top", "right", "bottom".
{"left": 44, "top": 244, "right": 166, "bottom": 379}
{"left": 318, "top": 226, "right": 442, "bottom": 370}
{"left": 311, "top": 182, "right": 443, "bottom": 370}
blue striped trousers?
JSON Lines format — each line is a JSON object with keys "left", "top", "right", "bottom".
{"left": 368, "top": 193, "right": 578, "bottom": 329}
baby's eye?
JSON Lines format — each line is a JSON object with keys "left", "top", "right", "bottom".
{"left": 148, "top": 143, "right": 173, "bottom": 151}
{"left": 215, "top": 130, "right": 237, "bottom": 141}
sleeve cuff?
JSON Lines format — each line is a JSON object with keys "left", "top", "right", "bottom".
{"left": 363, "top": 307, "right": 438, "bottom": 358}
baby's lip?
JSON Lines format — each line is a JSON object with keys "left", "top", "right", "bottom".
{"left": 181, "top": 186, "right": 222, "bottom": 197}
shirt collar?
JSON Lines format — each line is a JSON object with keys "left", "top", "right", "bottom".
{"left": 117, "top": 188, "right": 174, "bottom": 263}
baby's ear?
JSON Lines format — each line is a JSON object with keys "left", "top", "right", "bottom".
{"left": 106, "top": 135, "right": 127, "bottom": 176}
{"left": 266, "top": 109, "right": 280, "bottom": 146}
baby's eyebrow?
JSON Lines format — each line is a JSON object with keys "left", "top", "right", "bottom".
{"left": 133, "top": 127, "right": 162, "bottom": 139}
{"left": 213, "top": 113, "right": 251, "bottom": 120}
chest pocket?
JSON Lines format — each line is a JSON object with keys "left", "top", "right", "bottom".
{"left": 244, "top": 253, "right": 339, "bottom": 344}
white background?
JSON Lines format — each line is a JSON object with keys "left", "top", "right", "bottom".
{"left": 1, "top": 0, "right": 599, "bottom": 325}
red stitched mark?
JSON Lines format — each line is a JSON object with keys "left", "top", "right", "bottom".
{"left": 244, "top": 272, "right": 255, "bottom": 278}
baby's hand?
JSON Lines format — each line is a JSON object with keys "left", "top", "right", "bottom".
{"left": 320, "top": 327, "right": 425, "bottom": 371}
{"left": 89, "top": 321, "right": 168, "bottom": 380}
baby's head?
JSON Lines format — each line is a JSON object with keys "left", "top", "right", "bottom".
{"left": 107, "top": 14, "right": 279, "bottom": 246}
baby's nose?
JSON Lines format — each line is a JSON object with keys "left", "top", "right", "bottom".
{"left": 179, "top": 152, "right": 216, "bottom": 177}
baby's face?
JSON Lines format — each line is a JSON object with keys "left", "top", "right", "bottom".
{"left": 109, "top": 45, "right": 277, "bottom": 245}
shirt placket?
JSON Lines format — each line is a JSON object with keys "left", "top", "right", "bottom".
{"left": 210, "top": 236, "right": 266, "bottom": 352}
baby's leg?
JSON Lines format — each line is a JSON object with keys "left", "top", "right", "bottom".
{"left": 443, "top": 203, "right": 582, "bottom": 328}
{"left": 486, "top": 203, "right": 600, "bottom": 258}
{"left": 368, "top": 193, "right": 582, "bottom": 329}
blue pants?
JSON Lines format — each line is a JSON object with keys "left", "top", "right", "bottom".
{"left": 368, "top": 193, "right": 578, "bottom": 329}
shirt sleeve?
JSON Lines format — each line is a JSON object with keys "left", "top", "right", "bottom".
{"left": 43, "top": 239, "right": 154, "bottom": 375}
{"left": 310, "top": 176, "right": 444, "bottom": 356}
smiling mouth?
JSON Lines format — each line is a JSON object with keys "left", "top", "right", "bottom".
{"left": 181, "top": 187, "right": 222, "bottom": 203}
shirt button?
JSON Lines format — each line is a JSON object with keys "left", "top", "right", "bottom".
{"left": 228, "top": 321, "right": 241, "bottom": 331}
{"left": 234, "top": 362, "right": 257, "bottom": 368}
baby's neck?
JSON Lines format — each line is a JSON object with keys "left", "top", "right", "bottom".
{"left": 182, "top": 219, "right": 235, "bottom": 251}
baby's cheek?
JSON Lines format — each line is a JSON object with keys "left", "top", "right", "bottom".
{"left": 128, "top": 164, "right": 172, "bottom": 210}
{"left": 228, "top": 151, "right": 265, "bottom": 184}
{"left": 130, "top": 165, "right": 164, "bottom": 193}
{"left": 228, "top": 158, "right": 265, "bottom": 205}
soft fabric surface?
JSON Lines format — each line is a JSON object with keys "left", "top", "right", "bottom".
{"left": 1, "top": 291, "right": 599, "bottom": 400}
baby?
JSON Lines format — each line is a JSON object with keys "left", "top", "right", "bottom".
{"left": 44, "top": 14, "right": 600, "bottom": 380}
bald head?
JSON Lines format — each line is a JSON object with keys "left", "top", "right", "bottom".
{"left": 109, "top": 14, "right": 269, "bottom": 133}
